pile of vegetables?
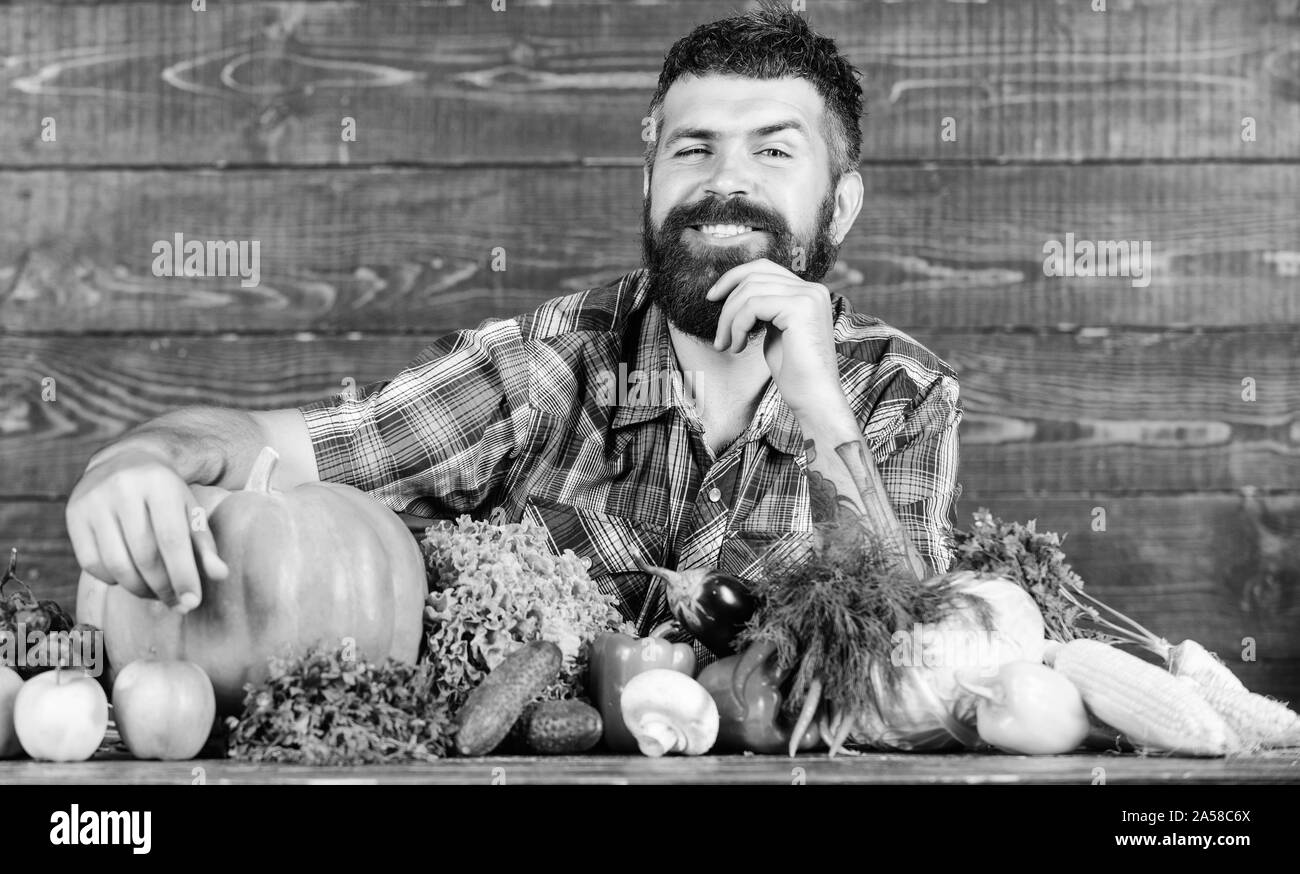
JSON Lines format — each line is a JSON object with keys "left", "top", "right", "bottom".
{"left": 421, "top": 512, "right": 634, "bottom": 709}
{"left": 223, "top": 509, "right": 632, "bottom": 760}
{"left": 721, "top": 516, "right": 1048, "bottom": 755}
{"left": 77, "top": 447, "right": 427, "bottom": 716}
{"left": 625, "top": 507, "right": 1300, "bottom": 759}
{"left": 939, "top": 509, "right": 1300, "bottom": 756}
{"left": 57, "top": 441, "right": 1298, "bottom": 762}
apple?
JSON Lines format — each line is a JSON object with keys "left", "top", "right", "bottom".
{"left": 112, "top": 657, "right": 216, "bottom": 760}
{"left": 0, "top": 665, "right": 24, "bottom": 757}
{"left": 13, "top": 666, "right": 108, "bottom": 761}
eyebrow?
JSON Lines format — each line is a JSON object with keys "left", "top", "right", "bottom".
{"left": 662, "top": 119, "right": 811, "bottom": 150}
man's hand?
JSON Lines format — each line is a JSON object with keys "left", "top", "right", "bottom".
{"left": 707, "top": 258, "right": 931, "bottom": 582}
{"left": 65, "top": 448, "right": 228, "bottom": 611}
{"left": 706, "top": 258, "right": 851, "bottom": 422}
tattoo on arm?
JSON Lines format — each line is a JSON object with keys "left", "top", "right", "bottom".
{"left": 803, "top": 439, "right": 864, "bottom": 524}
{"left": 803, "top": 437, "right": 930, "bottom": 580}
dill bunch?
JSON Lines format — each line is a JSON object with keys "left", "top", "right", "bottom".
{"left": 738, "top": 520, "right": 989, "bottom": 720}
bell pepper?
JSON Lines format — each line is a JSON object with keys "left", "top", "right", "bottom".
{"left": 589, "top": 631, "right": 696, "bottom": 753}
{"left": 696, "top": 640, "right": 821, "bottom": 754}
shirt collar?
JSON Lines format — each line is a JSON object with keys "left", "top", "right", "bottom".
{"left": 752, "top": 382, "right": 806, "bottom": 455}
{"left": 609, "top": 270, "right": 684, "bottom": 430}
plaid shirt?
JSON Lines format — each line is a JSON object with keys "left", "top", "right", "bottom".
{"left": 299, "top": 267, "right": 963, "bottom": 667}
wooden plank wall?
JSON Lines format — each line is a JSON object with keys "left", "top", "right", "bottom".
{"left": 1, "top": 0, "right": 1297, "bottom": 699}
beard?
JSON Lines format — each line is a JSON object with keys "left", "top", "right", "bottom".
{"left": 640, "top": 184, "right": 841, "bottom": 342}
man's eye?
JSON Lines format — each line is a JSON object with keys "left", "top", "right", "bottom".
{"left": 675, "top": 147, "right": 790, "bottom": 158}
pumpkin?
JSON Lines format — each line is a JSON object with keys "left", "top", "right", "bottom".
{"left": 75, "top": 446, "right": 426, "bottom": 715}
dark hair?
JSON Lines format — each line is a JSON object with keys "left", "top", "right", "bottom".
{"left": 644, "top": 1, "right": 864, "bottom": 182}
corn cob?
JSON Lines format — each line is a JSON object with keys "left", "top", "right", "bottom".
{"left": 1185, "top": 679, "right": 1300, "bottom": 750}
{"left": 1165, "top": 639, "right": 1300, "bottom": 748}
{"left": 1049, "top": 639, "right": 1240, "bottom": 756}
{"left": 1168, "top": 639, "right": 1248, "bottom": 695}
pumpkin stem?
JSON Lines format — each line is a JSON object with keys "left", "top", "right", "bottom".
{"left": 243, "top": 446, "right": 280, "bottom": 493}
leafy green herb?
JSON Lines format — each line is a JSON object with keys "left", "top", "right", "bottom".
{"left": 420, "top": 513, "right": 633, "bottom": 711}
{"left": 951, "top": 507, "right": 1109, "bottom": 643}
{"left": 225, "top": 643, "right": 452, "bottom": 764}
{"left": 738, "top": 520, "right": 988, "bottom": 719}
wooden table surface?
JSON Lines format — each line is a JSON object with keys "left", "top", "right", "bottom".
{"left": 3, "top": 747, "right": 1298, "bottom": 785}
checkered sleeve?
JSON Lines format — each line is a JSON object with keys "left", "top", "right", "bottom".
{"left": 296, "top": 319, "right": 529, "bottom": 517}
{"left": 876, "top": 373, "right": 963, "bottom": 577}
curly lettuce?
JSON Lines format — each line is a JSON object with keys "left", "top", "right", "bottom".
{"left": 420, "top": 514, "right": 633, "bottom": 710}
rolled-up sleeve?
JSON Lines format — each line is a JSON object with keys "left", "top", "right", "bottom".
{"left": 297, "top": 318, "right": 530, "bottom": 517}
{"left": 876, "top": 373, "right": 963, "bottom": 577}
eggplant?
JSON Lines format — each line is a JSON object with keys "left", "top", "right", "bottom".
{"left": 636, "top": 558, "right": 759, "bottom": 656}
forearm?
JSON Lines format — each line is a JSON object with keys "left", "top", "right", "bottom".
{"left": 799, "top": 411, "right": 930, "bottom": 583}
{"left": 84, "top": 406, "right": 267, "bottom": 489}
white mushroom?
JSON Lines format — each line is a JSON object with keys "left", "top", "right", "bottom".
{"left": 619, "top": 669, "right": 719, "bottom": 757}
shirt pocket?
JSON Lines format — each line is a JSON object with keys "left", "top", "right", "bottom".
{"left": 523, "top": 495, "right": 668, "bottom": 634}
{"left": 720, "top": 525, "right": 815, "bottom": 582}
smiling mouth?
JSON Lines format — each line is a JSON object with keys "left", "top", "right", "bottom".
{"left": 687, "top": 224, "right": 769, "bottom": 241}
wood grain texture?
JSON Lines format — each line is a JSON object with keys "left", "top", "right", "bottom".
{"left": 1, "top": 750, "right": 1297, "bottom": 785}
{"left": 1, "top": 331, "right": 1294, "bottom": 497}
{"left": 7, "top": 493, "right": 1299, "bottom": 700}
{"left": 2, "top": 0, "right": 1298, "bottom": 165}
{"left": 2, "top": 164, "right": 1298, "bottom": 334}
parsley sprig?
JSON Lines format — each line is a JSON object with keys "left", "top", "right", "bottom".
{"left": 951, "top": 507, "right": 1114, "bottom": 643}
{"left": 225, "top": 644, "right": 452, "bottom": 764}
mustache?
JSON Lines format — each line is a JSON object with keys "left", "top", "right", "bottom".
{"left": 660, "top": 199, "right": 788, "bottom": 235}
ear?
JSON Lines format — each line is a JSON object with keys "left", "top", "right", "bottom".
{"left": 643, "top": 165, "right": 651, "bottom": 200}
{"left": 829, "top": 170, "right": 864, "bottom": 245}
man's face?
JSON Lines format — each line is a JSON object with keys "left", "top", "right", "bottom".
{"left": 641, "top": 74, "right": 850, "bottom": 342}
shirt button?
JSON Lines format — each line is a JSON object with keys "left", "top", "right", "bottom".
{"left": 707, "top": 487, "right": 722, "bottom": 502}
{"left": 581, "top": 556, "right": 592, "bottom": 570}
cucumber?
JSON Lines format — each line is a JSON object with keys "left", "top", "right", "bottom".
{"left": 520, "top": 700, "right": 603, "bottom": 754}
{"left": 454, "top": 641, "right": 562, "bottom": 756}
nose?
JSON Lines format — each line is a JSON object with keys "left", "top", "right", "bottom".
{"left": 703, "top": 144, "right": 758, "bottom": 201}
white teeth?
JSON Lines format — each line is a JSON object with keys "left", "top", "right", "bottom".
{"left": 698, "top": 224, "right": 754, "bottom": 237}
